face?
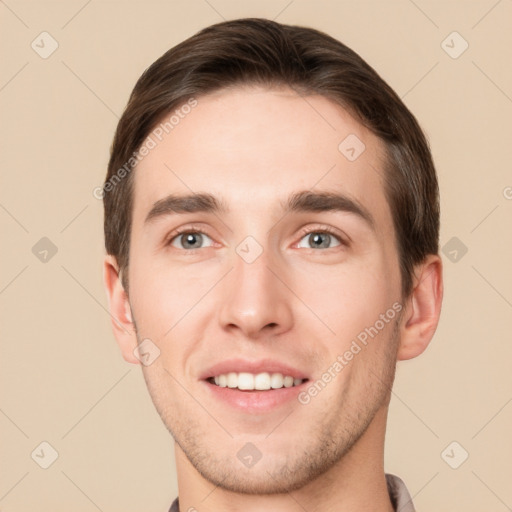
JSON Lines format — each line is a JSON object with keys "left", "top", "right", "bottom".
{"left": 125, "top": 86, "right": 404, "bottom": 493}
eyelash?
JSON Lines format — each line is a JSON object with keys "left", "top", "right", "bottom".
{"left": 295, "top": 225, "right": 347, "bottom": 249}
{"left": 165, "top": 224, "right": 347, "bottom": 251}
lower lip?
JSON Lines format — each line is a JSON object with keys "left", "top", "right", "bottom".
{"left": 203, "top": 380, "right": 308, "bottom": 412}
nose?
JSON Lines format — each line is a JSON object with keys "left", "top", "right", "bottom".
{"left": 217, "top": 242, "right": 294, "bottom": 339}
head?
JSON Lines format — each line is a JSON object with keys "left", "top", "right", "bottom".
{"left": 103, "top": 18, "right": 443, "bottom": 494}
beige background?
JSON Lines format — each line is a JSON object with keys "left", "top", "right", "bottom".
{"left": 1, "top": 0, "right": 511, "bottom": 511}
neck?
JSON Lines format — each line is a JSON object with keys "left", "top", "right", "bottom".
{"left": 173, "top": 406, "right": 395, "bottom": 512}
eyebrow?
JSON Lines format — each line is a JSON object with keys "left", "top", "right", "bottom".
{"left": 144, "top": 193, "right": 228, "bottom": 224}
{"left": 144, "top": 190, "right": 375, "bottom": 231}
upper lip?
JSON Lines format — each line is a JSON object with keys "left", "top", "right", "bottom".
{"left": 200, "top": 358, "right": 309, "bottom": 380}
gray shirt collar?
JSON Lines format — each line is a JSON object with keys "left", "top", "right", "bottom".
{"left": 168, "top": 473, "right": 415, "bottom": 512}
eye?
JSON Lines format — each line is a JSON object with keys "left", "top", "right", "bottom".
{"left": 168, "top": 230, "right": 214, "bottom": 250}
{"left": 296, "top": 228, "right": 344, "bottom": 250}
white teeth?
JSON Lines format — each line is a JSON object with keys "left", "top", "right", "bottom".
{"left": 270, "top": 372, "right": 283, "bottom": 389}
{"left": 227, "top": 372, "right": 238, "bottom": 388}
{"left": 283, "top": 376, "right": 294, "bottom": 388}
{"left": 254, "top": 372, "right": 271, "bottom": 390}
{"left": 237, "top": 372, "right": 254, "bottom": 390}
{"left": 210, "top": 372, "right": 304, "bottom": 390}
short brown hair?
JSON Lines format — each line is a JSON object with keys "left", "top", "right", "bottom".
{"left": 103, "top": 18, "right": 440, "bottom": 300}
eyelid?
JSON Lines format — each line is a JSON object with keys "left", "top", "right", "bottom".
{"left": 294, "top": 224, "right": 349, "bottom": 248}
{"left": 164, "top": 223, "right": 349, "bottom": 250}
{"left": 164, "top": 224, "right": 216, "bottom": 249}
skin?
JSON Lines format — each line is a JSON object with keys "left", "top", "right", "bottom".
{"left": 104, "top": 85, "right": 443, "bottom": 512}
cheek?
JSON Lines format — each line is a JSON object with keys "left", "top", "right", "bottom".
{"left": 129, "top": 256, "right": 218, "bottom": 350}
{"left": 128, "top": 263, "right": 183, "bottom": 336}
{"left": 291, "top": 254, "right": 393, "bottom": 341}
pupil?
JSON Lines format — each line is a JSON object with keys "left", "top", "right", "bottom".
{"left": 184, "top": 233, "right": 200, "bottom": 248}
{"left": 311, "top": 233, "right": 329, "bottom": 248}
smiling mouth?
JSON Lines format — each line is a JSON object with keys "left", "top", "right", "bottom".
{"left": 206, "top": 372, "right": 308, "bottom": 391}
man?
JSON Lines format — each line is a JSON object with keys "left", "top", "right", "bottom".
{"left": 102, "top": 18, "right": 443, "bottom": 512}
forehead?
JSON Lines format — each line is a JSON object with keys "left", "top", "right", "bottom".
{"left": 131, "top": 86, "right": 393, "bottom": 237}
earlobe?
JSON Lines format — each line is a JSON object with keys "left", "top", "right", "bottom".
{"left": 103, "top": 255, "right": 140, "bottom": 365}
{"left": 397, "top": 254, "right": 443, "bottom": 361}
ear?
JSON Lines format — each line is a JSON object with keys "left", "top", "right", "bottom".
{"left": 103, "top": 255, "right": 140, "bottom": 365}
{"left": 397, "top": 254, "right": 443, "bottom": 361}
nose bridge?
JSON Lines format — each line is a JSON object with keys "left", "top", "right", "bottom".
{"left": 218, "top": 235, "right": 293, "bottom": 336}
